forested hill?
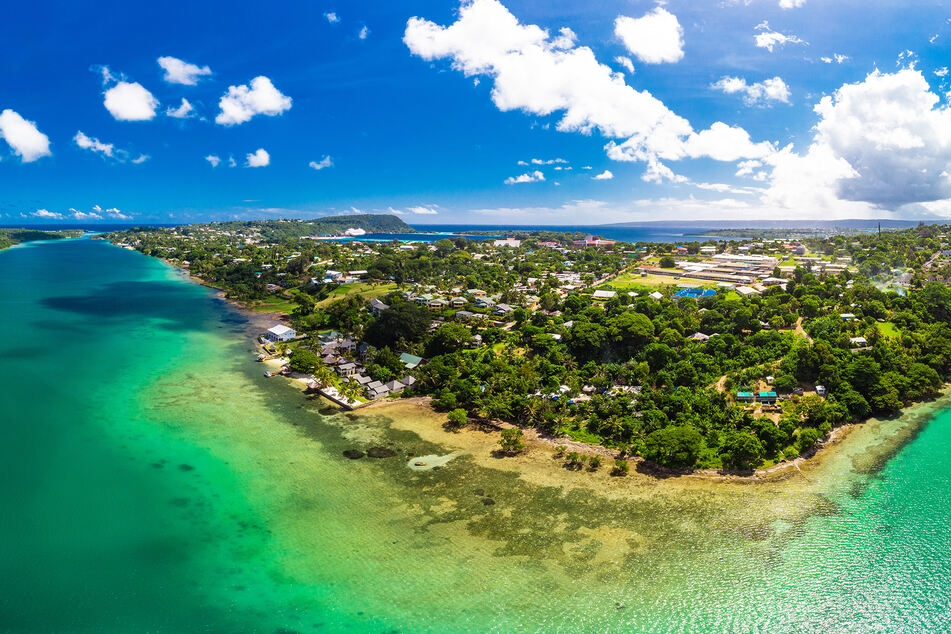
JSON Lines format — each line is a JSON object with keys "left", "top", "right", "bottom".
{"left": 0, "top": 228, "right": 72, "bottom": 250}
{"left": 192, "top": 214, "right": 416, "bottom": 241}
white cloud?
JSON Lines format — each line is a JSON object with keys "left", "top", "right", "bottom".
{"left": 245, "top": 148, "right": 270, "bottom": 167}
{"left": 754, "top": 21, "right": 805, "bottom": 52}
{"left": 206, "top": 154, "right": 221, "bottom": 167}
{"left": 779, "top": 0, "right": 805, "bottom": 8}
{"left": 359, "top": 25, "right": 369, "bottom": 40}
{"left": 309, "top": 156, "right": 333, "bottom": 170}
{"left": 104, "top": 81, "right": 159, "bottom": 121}
{"left": 821, "top": 54, "right": 850, "bottom": 64}
{"left": 764, "top": 69, "right": 951, "bottom": 214}
{"left": 103, "top": 206, "right": 131, "bottom": 219}
{"left": 72, "top": 211, "right": 102, "bottom": 220}
{"left": 615, "top": 56, "right": 635, "bottom": 74}
{"left": 228, "top": 156, "right": 237, "bottom": 167}
{"left": 936, "top": 67, "right": 949, "bottom": 78}
{"left": 592, "top": 169, "right": 614, "bottom": 180}
{"left": 166, "top": 98, "right": 195, "bottom": 119}
{"left": 157, "top": 56, "right": 211, "bottom": 85}
{"left": 404, "top": 0, "right": 771, "bottom": 181}
{"left": 325, "top": 12, "right": 340, "bottom": 23}
{"left": 73, "top": 131, "right": 114, "bottom": 157}
{"left": 614, "top": 8, "right": 684, "bottom": 64}
{"left": 504, "top": 170, "right": 545, "bottom": 184}
{"left": 712, "top": 75, "right": 790, "bottom": 105}
{"left": 0, "top": 109, "right": 52, "bottom": 162}
{"left": 132, "top": 154, "right": 149, "bottom": 164}
{"left": 215, "top": 76, "right": 292, "bottom": 126}
{"left": 407, "top": 205, "right": 439, "bottom": 214}
{"left": 530, "top": 157, "right": 567, "bottom": 165}
{"left": 32, "top": 209, "right": 62, "bottom": 219}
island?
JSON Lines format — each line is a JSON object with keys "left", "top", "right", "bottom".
{"left": 105, "top": 218, "right": 951, "bottom": 475}
{"left": 0, "top": 227, "right": 75, "bottom": 250}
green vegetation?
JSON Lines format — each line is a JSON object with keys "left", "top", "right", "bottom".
{"left": 0, "top": 228, "right": 73, "bottom": 250}
{"left": 105, "top": 220, "right": 951, "bottom": 474}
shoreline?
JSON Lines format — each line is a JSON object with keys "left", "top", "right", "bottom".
{"left": 111, "top": 239, "right": 951, "bottom": 487}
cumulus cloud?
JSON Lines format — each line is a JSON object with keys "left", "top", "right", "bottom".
{"left": 779, "top": 0, "right": 805, "bottom": 8}
{"left": 324, "top": 12, "right": 340, "bottom": 23}
{"left": 404, "top": 0, "right": 771, "bottom": 182}
{"left": 32, "top": 209, "right": 63, "bottom": 219}
{"left": 359, "top": 25, "right": 369, "bottom": 39}
{"left": 592, "top": 169, "right": 614, "bottom": 180}
{"left": 504, "top": 170, "right": 545, "bottom": 184}
{"left": 614, "top": 8, "right": 684, "bottom": 64}
{"left": 157, "top": 56, "right": 212, "bottom": 85}
{"left": 245, "top": 148, "right": 270, "bottom": 167}
{"left": 104, "top": 81, "right": 159, "bottom": 121}
{"left": 166, "top": 98, "right": 195, "bottom": 119}
{"left": 73, "top": 131, "right": 114, "bottom": 157}
{"left": 216, "top": 76, "right": 292, "bottom": 126}
{"left": 530, "top": 157, "right": 566, "bottom": 165}
{"left": 407, "top": 205, "right": 439, "bottom": 214}
{"left": 309, "top": 156, "right": 333, "bottom": 170}
{"left": 763, "top": 69, "right": 951, "bottom": 215}
{"left": 206, "top": 154, "right": 221, "bottom": 167}
{"left": 712, "top": 76, "right": 790, "bottom": 105}
{"left": 0, "top": 109, "right": 52, "bottom": 162}
{"left": 615, "top": 56, "right": 635, "bottom": 74}
{"left": 754, "top": 21, "right": 805, "bottom": 52}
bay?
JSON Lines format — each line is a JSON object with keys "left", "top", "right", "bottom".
{"left": 2, "top": 237, "right": 951, "bottom": 632}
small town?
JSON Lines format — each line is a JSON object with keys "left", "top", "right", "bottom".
{"left": 107, "top": 216, "right": 951, "bottom": 472}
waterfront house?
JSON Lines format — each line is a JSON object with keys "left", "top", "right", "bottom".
{"left": 384, "top": 380, "right": 405, "bottom": 394}
{"left": 367, "top": 381, "right": 390, "bottom": 399}
{"left": 264, "top": 325, "right": 297, "bottom": 342}
{"left": 336, "top": 363, "right": 358, "bottom": 377}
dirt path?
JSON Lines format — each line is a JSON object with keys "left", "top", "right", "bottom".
{"left": 794, "top": 316, "right": 813, "bottom": 343}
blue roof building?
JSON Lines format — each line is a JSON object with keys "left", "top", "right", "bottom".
{"left": 672, "top": 288, "right": 716, "bottom": 300}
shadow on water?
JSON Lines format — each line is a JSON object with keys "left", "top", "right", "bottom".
{"left": 41, "top": 281, "right": 213, "bottom": 331}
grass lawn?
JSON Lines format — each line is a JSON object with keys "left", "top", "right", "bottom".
{"left": 607, "top": 272, "right": 683, "bottom": 289}
{"left": 315, "top": 282, "right": 398, "bottom": 308}
{"left": 251, "top": 296, "right": 297, "bottom": 313}
{"left": 876, "top": 321, "right": 901, "bottom": 338}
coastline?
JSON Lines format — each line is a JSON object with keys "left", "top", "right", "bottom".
{"left": 115, "top": 239, "right": 951, "bottom": 489}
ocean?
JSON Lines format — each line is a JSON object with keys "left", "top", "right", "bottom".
{"left": 3, "top": 236, "right": 951, "bottom": 632}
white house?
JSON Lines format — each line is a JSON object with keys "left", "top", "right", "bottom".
{"left": 264, "top": 325, "right": 297, "bottom": 342}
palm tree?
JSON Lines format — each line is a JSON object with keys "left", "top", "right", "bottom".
{"left": 312, "top": 366, "right": 335, "bottom": 388}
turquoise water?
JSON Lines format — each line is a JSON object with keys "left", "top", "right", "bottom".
{"left": 2, "top": 237, "right": 951, "bottom": 632}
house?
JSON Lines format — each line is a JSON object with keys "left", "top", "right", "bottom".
{"left": 840, "top": 313, "right": 856, "bottom": 321}
{"left": 849, "top": 336, "right": 868, "bottom": 347}
{"left": 573, "top": 235, "right": 616, "bottom": 247}
{"left": 475, "top": 297, "right": 496, "bottom": 309}
{"left": 369, "top": 298, "right": 390, "bottom": 316}
{"left": 264, "top": 325, "right": 297, "bottom": 342}
{"left": 266, "top": 284, "right": 283, "bottom": 293}
{"left": 354, "top": 374, "right": 373, "bottom": 386}
{"left": 736, "top": 391, "right": 755, "bottom": 403}
{"left": 338, "top": 338, "right": 357, "bottom": 352}
{"left": 649, "top": 291, "right": 664, "bottom": 300}
{"left": 816, "top": 385, "right": 827, "bottom": 396}
{"left": 455, "top": 310, "right": 477, "bottom": 321}
{"left": 414, "top": 294, "right": 434, "bottom": 306}
{"left": 449, "top": 297, "right": 468, "bottom": 308}
{"left": 736, "top": 286, "right": 760, "bottom": 297}
{"left": 336, "top": 363, "right": 358, "bottom": 377}
{"left": 592, "top": 290, "right": 617, "bottom": 300}
{"left": 468, "top": 334, "right": 483, "bottom": 349}
{"left": 494, "top": 303, "right": 515, "bottom": 316}
{"left": 493, "top": 238, "right": 521, "bottom": 248}
{"left": 673, "top": 288, "right": 716, "bottom": 300}
{"left": 399, "top": 353, "right": 423, "bottom": 369}
{"left": 367, "top": 381, "right": 390, "bottom": 399}
{"left": 384, "top": 380, "right": 405, "bottom": 394}
{"left": 466, "top": 289, "right": 487, "bottom": 297}
{"left": 399, "top": 375, "right": 416, "bottom": 388}
{"left": 428, "top": 298, "right": 450, "bottom": 311}
{"left": 688, "top": 332, "right": 710, "bottom": 342}
{"left": 757, "top": 391, "right": 778, "bottom": 404}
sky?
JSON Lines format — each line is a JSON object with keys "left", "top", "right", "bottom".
{"left": 2, "top": 0, "right": 951, "bottom": 226}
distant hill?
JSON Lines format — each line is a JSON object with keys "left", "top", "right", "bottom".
{"left": 602, "top": 219, "right": 928, "bottom": 230}
{"left": 196, "top": 214, "right": 416, "bottom": 241}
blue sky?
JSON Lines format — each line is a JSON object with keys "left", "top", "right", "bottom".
{"left": 2, "top": 0, "right": 951, "bottom": 225}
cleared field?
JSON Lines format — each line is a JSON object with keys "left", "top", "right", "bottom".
{"left": 876, "top": 321, "right": 900, "bottom": 338}
{"left": 315, "top": 282, "right": 398, "bottom": 308}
